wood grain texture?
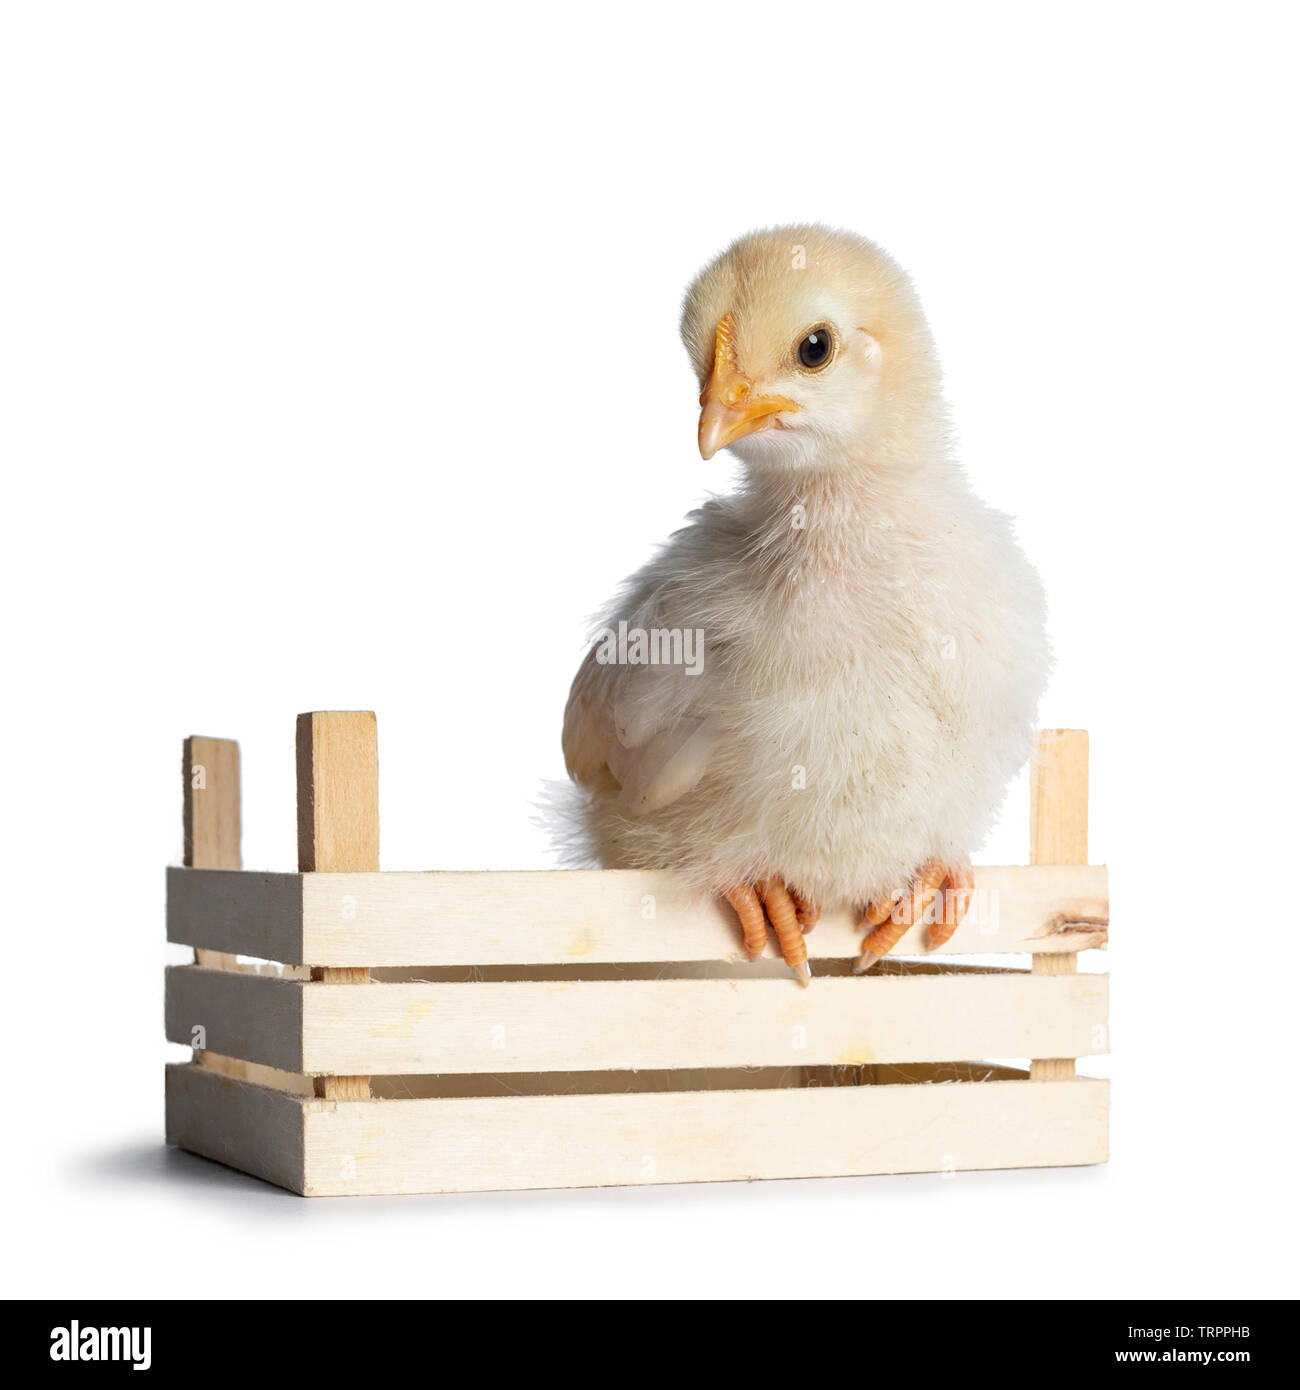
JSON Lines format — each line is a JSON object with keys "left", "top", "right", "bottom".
{"left": 295, "top": 711, "right": 379, "bottom": 874}
{"left": 1030, "top": 729, "right": 1090, "bottom": 1080}
{"left": 303, "top": 1075, "right": 1109, "bottom": 1195}
{"left": 297, "top": 711, "right": 377, "bottom": 1100}
{"left": 304, "top": 973, "right": 1109, "bottom": 1075}
{"left": 183, "top": 736, "right": 241, "bottom": 872}
{"left": 165, "top": 1063, "right": 1107, "bottom": 1197}
{"left": 165, "top": 862, "right": 1108, "bottom": 967}
{"left": 298, "top": 864, "right": 1107, "bottom": 968}
{"left": 183, "top": 735, "right": 240, "bottom": 973}
{"left": 1031, "top": 729, "right": 1089, "bottom": 867}
{"left": 163, "top": 966, "right": 1109, "bottom": 1075}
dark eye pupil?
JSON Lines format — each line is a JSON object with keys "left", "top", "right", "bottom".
{"left": 799, "top": 330, "right": 831, "bottom": 368}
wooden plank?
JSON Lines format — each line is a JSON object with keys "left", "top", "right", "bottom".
{"left": 183, "top": 736, "right": 241, "bottom": 873}
{"left": 296, "top": 711, "right": 379, "bottom": 874}
{"left": 304, "top": 973, "right": 1109, "bottom": 1074}
{"left": 181, "top": 735, "right": 242, "bottom": 1084}
{"left": 163, "top": 966, "right": 1108, "bottom": 1074}
{"left": 297, "top": 711, "right": 377, "bottom": 1101}
{"left": 1030, "top": 730, "right": 1091, "bottom": 1080}
{"left": 166, "top": 867, "right": 303, "bottom": 961}
{"left": 328, "top": 863, "right": 1104, "bottom": 964}
{"left": 165, "top": 1063, "right": 307, "bottom": 1193}
{"left": 165, "top": 862, "right": 1107, "bottom": 968}
{"left": 165, "top": 1065, "right": 1108, "bottom": 1197}
{"left": 183, "top": 735, "right": 241, "bottom": 972}
{"left": 302, "top": 864, "right": 1106, "bottom": 967}
{"left": 166, "top": 966, "right": 304, "bottom": 1072}
{"left": 301, "top": 1076, "right": 1109, "bottom": 1196}
{"left": 166, "top": 862, "right": 1107, "bottom": 966}
{"left": 1032, "top": 729, "right": 1090, "bottom": 867}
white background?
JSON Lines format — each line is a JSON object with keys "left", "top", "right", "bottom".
{"left": 2, "top": 1, "right": 1296, "bottom": 1299}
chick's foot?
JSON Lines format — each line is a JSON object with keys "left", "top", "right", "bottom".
{"left": 853, "top": 855, "right": 975, "bottom": 973}
{"left": 724, "top": 880, "right": 821, "bottom": 987}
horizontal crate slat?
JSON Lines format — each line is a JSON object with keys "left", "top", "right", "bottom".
{"left": 165, "top": 1064, "right": 1109, "bottom": 1196}
{"left": 167, "top": 869, "right": 303, "bottom": 962}
{"left": 166, "top": 863, "right": 1108, "bottom": 967}
{"left": 164, "top": 966, "right": 1109, "bottom": 1075}
{"left": 166, "top": 1064, "right": 306, "bottom": 1191}
{"left": 166, "top": 968, "right": 304, "bottom": 1072}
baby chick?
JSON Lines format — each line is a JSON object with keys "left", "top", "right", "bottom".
{"left": 561, "top": 226, "right": 1049, "bottom": 983}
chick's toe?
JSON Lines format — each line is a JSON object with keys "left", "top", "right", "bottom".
{"left": 723, "top": 880, "right": 819, "bottom": 986}
{"left": 854, "top": 859, "right": 949, "bottom": 972}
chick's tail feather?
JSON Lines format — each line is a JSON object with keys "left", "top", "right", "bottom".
{"left": 535, "top": 779, "right": 602, "bottom": 869}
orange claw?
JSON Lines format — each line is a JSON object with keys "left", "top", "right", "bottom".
{"left": 723, "top": 880, "right": 819, "bottom": 986}
{"left": 855, "top": 859, "right": 948, "bottom": 973}
{"left": 855, "top": 912, "right": 909, "bottom": 968}
{"left": 926, "top": 855, "right": 974, "bottom": 951}
{"left": 789, "top": 888, "right": 820, "bottom": 932}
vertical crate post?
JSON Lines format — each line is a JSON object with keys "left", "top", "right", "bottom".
{"left": 296, "top": 711, "right": 378, "bottom": 1101}
{"left": 182, "top": 735, "right": 241, "bottom": 1074}
{"left": 182, "top": 736, "right": 241, "bottom": 964}
{"left": 1028, "top": 729, "right": 1088, "bottom": 1081}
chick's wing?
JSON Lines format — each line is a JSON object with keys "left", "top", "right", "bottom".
{"left": 563, "top": 642, "right": 721, "bottom": 816}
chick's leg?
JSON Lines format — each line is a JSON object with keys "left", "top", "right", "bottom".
{"left": 723, "top": 881, "right": 820, "bottom": 987}
{"left": 854, "top": 857, "right": 973, "bottom": 973}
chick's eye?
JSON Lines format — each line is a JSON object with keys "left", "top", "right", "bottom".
{"left": 797, "top": 328, "right": 834, "bottom": 370}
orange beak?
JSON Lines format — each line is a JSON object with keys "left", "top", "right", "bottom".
{"left": 697, "top": 313, "right": 800, "bottom": 460}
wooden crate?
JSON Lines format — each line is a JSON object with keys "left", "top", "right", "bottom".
{"left": 165, "top": 713, "right": 1109, "bottom": 1196}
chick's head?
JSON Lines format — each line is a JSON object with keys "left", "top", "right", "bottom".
{"left": 682, "top": 225, "right": 941, "bottom": 470}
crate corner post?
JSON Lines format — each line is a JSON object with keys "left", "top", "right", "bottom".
{"left": 297, "top": 711, "right": 378, "bottom": 1103}
{"left": 182, "top": 733, "right": 241, "bottom": 1039}
{"left": 1028, "top": 729, "right": 1090, "bottom": 1081}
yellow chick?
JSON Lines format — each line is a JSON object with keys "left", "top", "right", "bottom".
{"left": 560, "top": 226, "right": 1049, "bottom": 982}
